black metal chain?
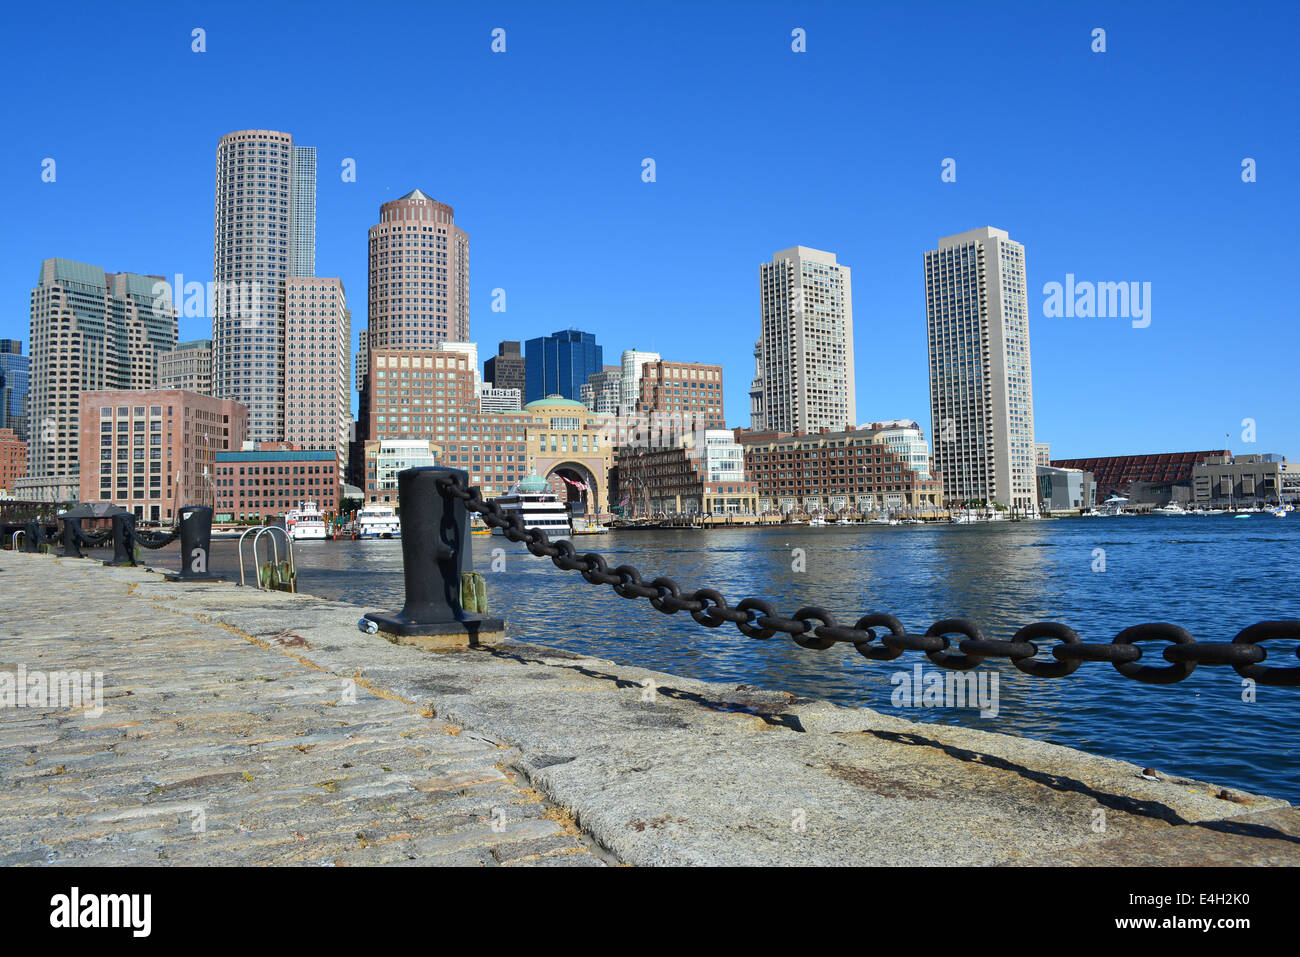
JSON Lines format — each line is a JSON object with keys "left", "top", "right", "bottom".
{"left": 438, "top": 473, "right": 1300, "bottom": 688}
{"left": 131, "top": 524, "right": 181, "bottom": 550}
{"left": 72, "top": 524, "right": 114, "bottom": 547}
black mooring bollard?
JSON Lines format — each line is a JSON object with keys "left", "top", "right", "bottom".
{"left": 365, "top": 467, "right": 504, "bottom": 639}
{"left": 21, "top": 521, "right": 41, "bottom": 553}
{"left": 104, "top": 513, "right": 137, "bottom": 567}
{"left": 165, "top": 505, "right": 221, "bottom": 582}
{"left": 60, "top": 517, "right": 86, "bottom": 558}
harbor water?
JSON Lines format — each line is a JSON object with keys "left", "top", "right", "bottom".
{"left": 160, "top": 515, "right": 1300, "bottom": 802}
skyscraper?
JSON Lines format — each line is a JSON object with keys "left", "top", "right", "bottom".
{"left": 284, "top": 278, "right": 350, "bottom": 475}
{"left": 524, "top": 330, "right": 602, "bottom": 403}
{"left": 157, "top": 339, "right": 213, "bottom": 395}
{"left": 484, "top": 341, "right": 524, "bottom": 395}
{"left": 0, "top": 339, "right": 28, "bottom": 439}
{"left": 288, "top": 146, "right": 317, "bottom": 278}
{"left": 756, "top": 246, "right": 855, "bottom": 434}
{"left": 364, "top": 189, "right": 470, "bottom": 352}
{"left": 923, "top": 227, "right": 1036, "bottom": 511}
{"left": 212, "top": 129, "right": 316, "bottom": 444}
{"left": 619, "top": 348, "right": 660, "bottom": 415}
{"left": 22, "top": 258, "right": 176, "bottom": 500}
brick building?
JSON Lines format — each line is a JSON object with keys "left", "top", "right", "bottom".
{"left": 78, "top": 390, "right": 246, "bottom": 521}
{"left": 1051, "top": 450, "right": 1229, "bottom": 504}
{"left": 0, "top": 428, "right": 25, "bottom": 493}
{"left": 736, "top": 424, "right": 943, "bottom": 514}
{"left": 214, "top": 447, "right": 339, "bottom": 522}
{"left": 637, "top": 359, "right": 724, "bottom": 427}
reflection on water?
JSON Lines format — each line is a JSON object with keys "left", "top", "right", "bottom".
{"left": 171, "top": 517, "right": 1299, "bottom": 801}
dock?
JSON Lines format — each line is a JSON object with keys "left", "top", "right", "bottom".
{"left": 1, "top": 550, "right": 1297, "bottom": 866}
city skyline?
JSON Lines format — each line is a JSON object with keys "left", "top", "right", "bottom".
{"left": 2, "top": 2, "right": 1297, "bottom": 460}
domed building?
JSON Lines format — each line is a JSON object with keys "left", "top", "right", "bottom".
{"left": 520, "top": 395, "right": 613, "bottom": 517}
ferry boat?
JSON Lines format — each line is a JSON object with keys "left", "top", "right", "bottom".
{"left": 489, "top": 472, "right": 572, "bottom": 537}
{"left": 355, "top": 503, "right": 401, "bottom": 539}
{"left": 285, "top": 501, "right": 328, "bottom": 541}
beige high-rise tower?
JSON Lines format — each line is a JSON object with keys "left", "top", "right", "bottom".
{"left": 212, "top": 129, "right": 316, "bottom": 444}
{"left": 284, "top": 278, "right": 350, "bottom": 477}
{"left": 923, "top": 227, "right": 1036, "bottom": 511}
{"left": 755, "top": 246, "right": 855, "bottom": 433}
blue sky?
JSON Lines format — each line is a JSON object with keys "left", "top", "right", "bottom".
{"left": 1, "top": 0, "right": 1296, "bottom": 458}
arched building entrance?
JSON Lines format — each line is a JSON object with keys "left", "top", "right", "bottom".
{"left": 545, "top": 461, "right": 601, "bottom": 517}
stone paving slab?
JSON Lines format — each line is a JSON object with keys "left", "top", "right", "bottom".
{"left": 2, "top": 551, "right": 1297, "bottom": 866}
{"left": 0, "top": 553, "right": 601, "bottom": 867}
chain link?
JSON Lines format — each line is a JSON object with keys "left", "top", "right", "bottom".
{"left": 442, "top": 473, "right": 1300, "bottom": 687}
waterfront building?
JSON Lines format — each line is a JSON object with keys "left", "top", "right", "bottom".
{"left": 362, "top": 438, "right": 440, "bottom": 504}
{"left": 636, "top": 359, "right": 725, "bottom": 428}
{"left": 213, "top": 445, "right": 339, "bottom": 522}
{"left": 78, "top": 389, "right": 247, "bottom": 522}
{"left": 525, "top": 330, "right": 602, "bottom": 403}
{"left": 479, "top": 387, "right": 522, "bottom": 413}
{"left": 212, "top": 129, "right": 317, "bottom": 444}
{"left": 1036, "top": 465, "right": 1095, "bottom": 512}
{"left": 0, "top": 428, "right": 25, "bottom": 494}
{"left": 365, "top": 348, "right": 478, "bottom": 441}
{"left": 284, "top": 278, "right": 349, "bottom": 477}
{"left": 1192, "top": 453, "right": 1300, "bottom": 507}
{"left": 0, "top": 339, "right": 29, "bottom": 439}
{"left": 1052, "top": 450, "right": 1229, "bottom": 504}
{"left": 871, "top": 419, "right": 932, "bottom": 480}
{"left": 756, "top": 246, "right": 855, "bottom": 434}
{"left": 440, "top": 341, "right": 481, "bottom": 395}
{"left": 616, "top": 430, "right": 759, "bottom": 517}
{"left": 736, "top": 424, "right": 944, "bottom": 514}
{"left": 157, "top": 339, "right": 213, "bottom": 395}
{"left": 620, "top": 348, "right": 660, "bottom": 415}
{"left": 22, "top": 258, "right": 177, "bottom": 502}
{"left": 520, "top": 396, "right": 614, "bottom": 514}
{"left": 484, "top": 341, "right": 525, "bottom": 395}
{"left": 924, "top": 227, "right": 1036, "bottom": 510}
{"left": 581, "top": 366, "right": 622, "bottom": 415}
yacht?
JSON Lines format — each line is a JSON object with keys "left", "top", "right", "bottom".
{"left": 809, "top": 515, "right": 829, "bottom": 527}
{"left": 490, "top": 472, "right": 572, "bottom": 537}
{"left": 1152, "top": 502, "right": 1188, "bottom": 516}
{"left": 355, "top": 503, "right": 401, "bottom": 539}
{"left": 285, "top": 501, "right": 328, "bottom": 540}
{"left": 1084, "top": 495, "right": 1129, "bottom": 517}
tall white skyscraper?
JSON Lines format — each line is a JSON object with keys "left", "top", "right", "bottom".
{"left": 755, "top": 246, "right": 855, "bottom": 433}
{"left": 619, "top": 348, "right": 659, "bottom": 414}
{"left": 212, "top": 129, "right": 316, "bottom": 444}
{"left": 923, "top": 227, "right": 1036, "bottom": 511}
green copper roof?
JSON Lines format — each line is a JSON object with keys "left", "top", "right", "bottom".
{"left": 523, "top": 395, "right": 586, "bottom": 410}
{"left": 516, "top": 471, "right": 549, "bottom": 493}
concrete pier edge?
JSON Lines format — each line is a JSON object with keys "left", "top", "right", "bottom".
{"left": 1, "top": 550, "right": 1297, "bottom": 866}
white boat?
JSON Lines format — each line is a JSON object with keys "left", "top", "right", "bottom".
{"left": 1152, "top": 502, "right": 1188, "bottom": 516}
{"left": 355, "top": 503, "right": 401, "bottom": 539}
{"left": 490, "top": 472, "right": 572, "bottom": 537}
{"left": 835, "top": 518, "right": 854, "bottom": 526}
{"left": 285, "top": 501, "right": 328, "bottom": 540}
{"left": 1084, "top": 495, "right": 1129, "bottom": 517}
{"left": 809, "top": 515, "right": 829, "bottom": 527}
